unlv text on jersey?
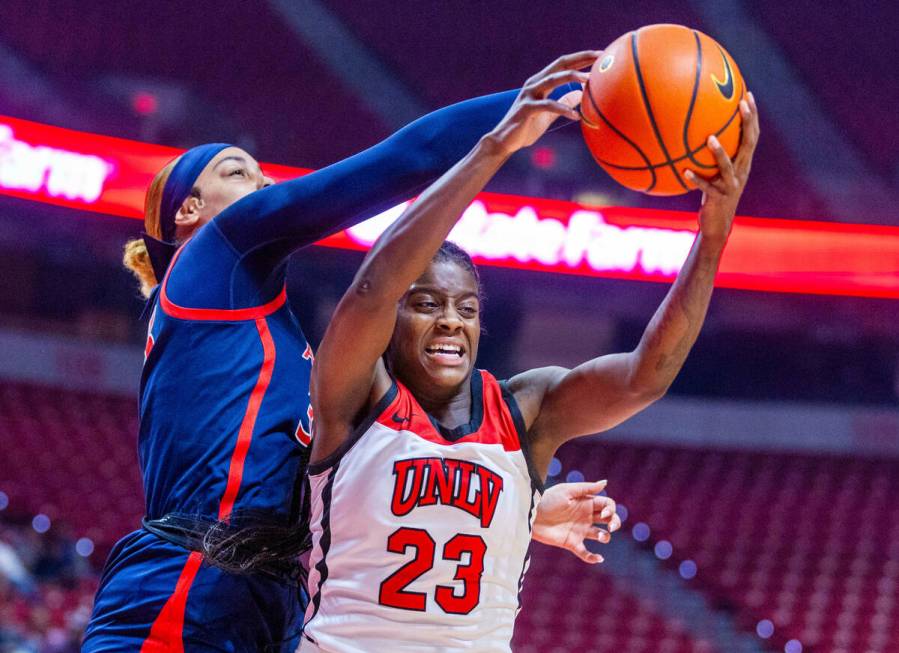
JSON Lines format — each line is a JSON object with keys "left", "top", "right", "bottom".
{"left": 389, "top": 457, "right": 505, "bottom": 528}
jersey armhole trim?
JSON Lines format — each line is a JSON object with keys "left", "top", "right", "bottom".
{"left": 159, "top": 243, "right": 287, "bottom": 321}
{"left": 306, "top": 382, "right": 399, "bottom": 476}
{"left": 139, "top": 285, "right": 161, "bottom": 321}
{"left": 499, "top": 380, "right": 545, "bottom": 494}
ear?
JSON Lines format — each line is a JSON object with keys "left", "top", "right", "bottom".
{"left": 174, "top": 194, "right": 204, "bottom": 230}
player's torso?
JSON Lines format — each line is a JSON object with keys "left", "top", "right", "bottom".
{"left": 138, "top": 262, "right": 314, "bottom": 522}
{"left": 303, "top": 371, "right": 542, "bottom": 653}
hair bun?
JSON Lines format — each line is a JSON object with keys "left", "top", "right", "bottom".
{"left": 123, "top": 238, "right": 158, "bottom": 298}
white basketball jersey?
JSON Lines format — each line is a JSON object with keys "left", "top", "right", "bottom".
{"left": 300, "top": 370, "right": 543, "bottom": 653}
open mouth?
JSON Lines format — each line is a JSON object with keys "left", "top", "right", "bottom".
{"left": 424, "top": 343, "right": 465, "bottom": 365}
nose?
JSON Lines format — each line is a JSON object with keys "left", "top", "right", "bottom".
{"left": 261, "top": 174, "right": 275, "bottom": 189}
{"left": 436, "top": 306, "right": 464, "bottom": 333}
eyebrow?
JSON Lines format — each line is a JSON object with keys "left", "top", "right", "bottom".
{"left": 214, "top": 156, "right": 266, "bottom": 179}
{"left": 213, "top": 155, "right": 248, "bottom": 170}
{"left": 409, "top": 286, "right": 479, "bottom": 300}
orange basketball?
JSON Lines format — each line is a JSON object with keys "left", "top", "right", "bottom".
{"left": 581, "top": 24, "right": 745, "bottom": 196}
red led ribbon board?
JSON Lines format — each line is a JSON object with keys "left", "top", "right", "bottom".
{"left": 1, "top": 114, "right": 898, "bottom": 299}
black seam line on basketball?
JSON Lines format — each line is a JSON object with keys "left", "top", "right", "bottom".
{"left": 630, "top": 32, "right": 688, "bottom": 191}
{"left": 682, "top": 31, "right": 704, "bottom": 168}
{"left": 583, "top": 76, "right": 657, "bottom": 192}
{"left": 682, "top": 35, "right": 744, "bottom": 169}
{"left": 595, "top": 100, "right": 743, "bottom": 171}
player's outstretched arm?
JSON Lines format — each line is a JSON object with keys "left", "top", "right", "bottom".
{"left": 213, "top": 67, "right": 591, "bottom": 267}
{"left": 310, "top": 54, "right": 595, "bottom": 466}
{"left": 511, "top": 95, "right": 760, "bottom": 469}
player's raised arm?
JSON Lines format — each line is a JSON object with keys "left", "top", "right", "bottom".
{"left": 510, "top": 94, "right": 760, "bottom": 470}
{"left": 213, "top": 58, "right": 595, "bottom": 266}
{"left": 310, "top": 54, "right": 596, "bottom": 465}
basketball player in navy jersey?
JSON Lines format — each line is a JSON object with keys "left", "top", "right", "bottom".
{"left": 83, "top": 51, "right": 621, "bottom": 653}
{"left": 302, "top": 63, "right": 760, "bottom": 649}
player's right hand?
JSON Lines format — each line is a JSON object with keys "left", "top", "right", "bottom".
{"left": 487, "top": 51, "right": 601, "bottom": 155}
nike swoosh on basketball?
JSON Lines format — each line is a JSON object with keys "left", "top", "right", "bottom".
{"left": 711, "top": 47, "right": 735, "bottom": 101}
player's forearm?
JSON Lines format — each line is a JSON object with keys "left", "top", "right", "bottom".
{"left": 392, "top": 90, "right": 520, "bottom": 177}
{"left": 350, "top": 136, "right": 509, "bottom": 303}
{"left": 216, "top": 90, "right": 520, "bottom": 259}
{"left": 628, "top": 233, "right": 725, "bottom": 395}
{"left": 397, "top": 86, "right": 572, "bottom": 178}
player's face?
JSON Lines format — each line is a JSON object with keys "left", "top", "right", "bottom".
{"left": 190, "top": 147, "right": 274, "bottom": 226}
{"left": 388, "top": 260, "right": 481, "bottom": 397}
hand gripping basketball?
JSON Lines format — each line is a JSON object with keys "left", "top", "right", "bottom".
{"left": 487, "top": 51, "right": 601, "bottom": 155}
{"left": 685, "top": 92, "right": 760, "bottom": 244}
{"left": 581, "top": 25, "right": 748, "bottom": 196}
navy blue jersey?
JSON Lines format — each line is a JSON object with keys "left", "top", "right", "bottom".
{"left": 140, "top": 239, "right": 313, "bottom": 525}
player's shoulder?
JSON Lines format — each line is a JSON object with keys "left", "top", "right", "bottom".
{"left": 503, "top": 366, "right": 569, "bottom": 430}
{"left": 505, "top": 366, "right": 569, "bottom": 395}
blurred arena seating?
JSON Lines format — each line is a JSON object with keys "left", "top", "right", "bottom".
{"left": 0, "top": 1, "right": 389, "bottom": 166}
{"left": 514, "top": 546, "right": 712, "bottom": 653}
{"left": 0, "top": 381, "right": 143, "bottom": 559}
{"left": 4, "top": 379, "right": 899, "bottom": 651}
{"left": 0, "top": 520, "right": 97, "bottom": 652}
{"left": 552, "top": 440, "right": 899, "bottom": 653}
{"left": 326, "top": 1, "right": 705, "bottom": 105}
{"left": 747, "top": 0, "right": 899, "bottom": 173}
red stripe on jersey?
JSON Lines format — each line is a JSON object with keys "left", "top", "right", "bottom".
{"left": 144, "top": 308, "right": 157, "bottom": 361}
{"left": 159, "top": 245, "right": 286, "bottom": 321}
{"left": 295, "top": 404, "right": 313, "bottom": 447}
{"left": 139, "top": 551, "right": 203, "bottom": 653}
{"left": 217, "top": 317, "right": 277, "bottom": 520}
{"left": 376, "top": 371, "right": 521, "bottom": 451}
{"left": 294, "top": 343, "right": 315, "bottom": 446}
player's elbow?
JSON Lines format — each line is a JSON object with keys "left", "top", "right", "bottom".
{"left": 626, "top": 352, "right": 676, "bottom": 403}
{"left": 349, "top": 275, "right": 403, "bottom": 309}
{"left": 642, "top": 382, "right": 669, "bottom": 405}
{"left": 626, "top": 371, "right": 672, "bottom": 405}
{"left": 621, "top": 382, "right": 667, "bottom": 414}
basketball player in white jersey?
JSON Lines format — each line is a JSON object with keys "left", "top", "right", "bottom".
{"left": 303, "top": 54, "right": 760, "bottom": 652}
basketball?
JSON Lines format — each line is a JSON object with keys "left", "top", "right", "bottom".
{"left": 581, "top": 24, "right": 746, "bottom": 195}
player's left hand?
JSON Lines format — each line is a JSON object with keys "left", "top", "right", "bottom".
{"left": 685, "top": 92, "right": 760, "bottom": 246}
{"left": 531, "top": 479, "right": 621, "bottom": 564}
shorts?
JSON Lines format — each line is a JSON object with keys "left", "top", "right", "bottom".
{"left": 83, "top": 529, "right": 305, "bottom": 652}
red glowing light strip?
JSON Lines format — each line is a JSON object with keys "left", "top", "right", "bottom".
{"left": 0, "top": 115, "right": 311, "bottom": 218}
{"left": 1, "top": 114, "right": 898, "bottom": 299}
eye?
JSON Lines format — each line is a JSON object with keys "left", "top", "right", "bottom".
{"left": 229, "top": 168, "right": 246, "bottom": 177}
{"left": 416, "top": 301, "right": 439, "bottom": 311}
{"left": 459, "top": 305, "right": 478, "bottom": 317}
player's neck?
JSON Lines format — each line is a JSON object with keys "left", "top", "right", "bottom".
{"left": 414, "top": 378, "right": 472, "bottom": 431}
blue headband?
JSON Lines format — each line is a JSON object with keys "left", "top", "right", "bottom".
{"left": 159, "top": 142, "right": 232, "bottom": 242}
{"left": 140, "top": 143, "right": 231, "bottom": 285}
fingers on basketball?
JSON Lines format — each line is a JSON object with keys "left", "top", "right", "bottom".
{"left": 581, "top": 25, "right": 746, "bottom": 196}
